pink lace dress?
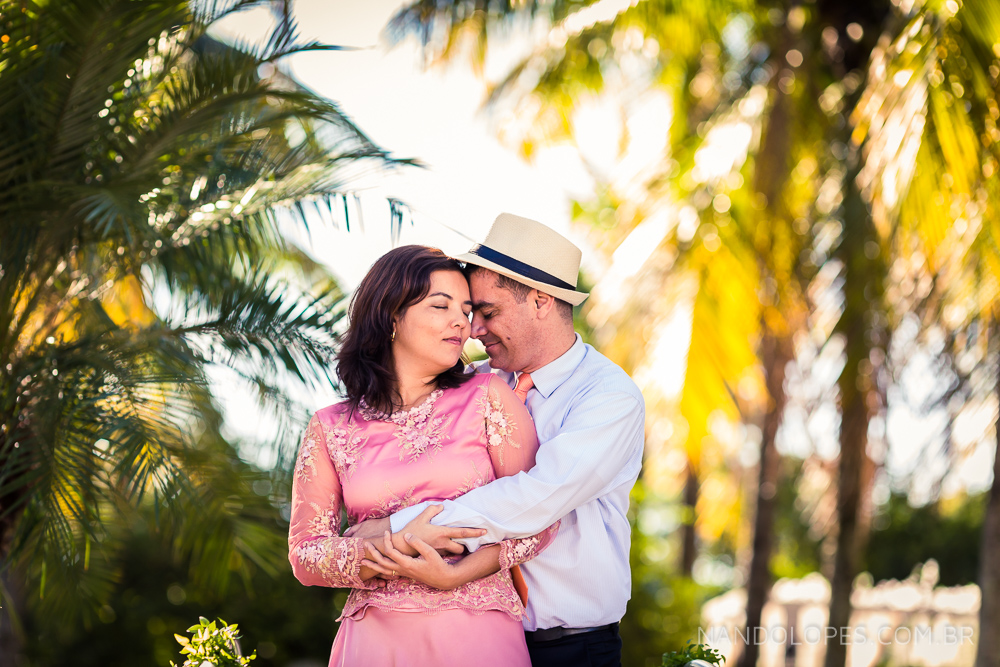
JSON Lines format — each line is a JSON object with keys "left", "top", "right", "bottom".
{"left": 288, "top": 373, "right": 558, "bottom": 666}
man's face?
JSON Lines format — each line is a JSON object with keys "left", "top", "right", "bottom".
{"left": 468, "top": 270, "right": 537, "bottom": 372}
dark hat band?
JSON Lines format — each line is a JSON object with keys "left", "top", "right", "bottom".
{"left": 467, "top": 244, "right": 577, "bottom": 292}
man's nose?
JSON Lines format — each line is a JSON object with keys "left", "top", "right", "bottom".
{"left": 470, "top": 312, "right": 487, "bottom": 339}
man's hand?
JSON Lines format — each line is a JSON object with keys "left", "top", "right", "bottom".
{"left": 344, "top": 517, "right": 390, "bottom": 539}
{"left": 401, "top": 505, "right": 487, "bottom": 556}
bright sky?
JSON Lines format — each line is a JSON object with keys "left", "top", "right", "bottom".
{"left": 213, "top": 0, "right": 595, "bottom": 290}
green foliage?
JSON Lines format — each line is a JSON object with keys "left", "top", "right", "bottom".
{"left": 171, "top": 617, "right": 255, "bottom": 667}
{"left": 866, "top": 491, "right": 985, "bottom": 586}
{"left": 661, "top": 641, "right": 725, "bottom": 667}
{"left": 21, "top": 499, "right": 339, "bottom": 666}
{"left": 622, "top": 482, "right": 721, "bottom": 667}
{"left": 771, "top": 458, "right": 823, "bottom": 580}
{"left": 0, "top": 0, "right": 406, "bottom": 652}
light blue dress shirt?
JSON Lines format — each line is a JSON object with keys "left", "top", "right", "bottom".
{"left": 389, "top": 334, "right": 646, "bottom": 631}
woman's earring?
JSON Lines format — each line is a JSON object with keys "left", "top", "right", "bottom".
{"left": 391, "top": 329, "right": 396, "bottom": 342}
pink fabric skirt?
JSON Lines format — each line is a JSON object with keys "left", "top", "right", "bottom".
{"left": 328, "top": 607, "right": 530, "bottom": 666}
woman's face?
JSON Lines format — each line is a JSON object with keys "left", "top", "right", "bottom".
{"left": 393, "top": 270, "right": 472, "bottom": 375}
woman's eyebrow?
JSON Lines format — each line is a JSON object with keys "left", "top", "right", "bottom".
{"left": 430, "top": 292, "right": 473, "bottom": 306}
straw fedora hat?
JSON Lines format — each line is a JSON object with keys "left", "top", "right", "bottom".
{"left": 454, "top": 213, "right": 589, "bottom": 306}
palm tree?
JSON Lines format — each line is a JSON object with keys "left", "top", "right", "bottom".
{"left": 0, "top": 0, "right": 409, "bottom": 659}
{"left": 849, "top": 2, "right": 1000, "bottom": 664}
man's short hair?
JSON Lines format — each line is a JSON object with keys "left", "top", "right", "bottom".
{"left": 467, "top": 265, "right": 574, "bottom": 321}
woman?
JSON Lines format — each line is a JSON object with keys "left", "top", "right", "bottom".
{"left": 288, "top": 245, "right": 557, "bottom": 666}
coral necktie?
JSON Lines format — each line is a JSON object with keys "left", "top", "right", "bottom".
{"left": 509, "top": 372, "right": 534, "bottom": 607}
{"left": 513, "top": 372, "right": 534, "bottom": 402}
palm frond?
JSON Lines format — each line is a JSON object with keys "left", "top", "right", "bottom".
{"left": 0, "top": 0, "right": 399, "bottom": 626}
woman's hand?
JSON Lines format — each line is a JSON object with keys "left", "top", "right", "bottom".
{"left": 362, "top": 531, "right": 463, "bottom": 590}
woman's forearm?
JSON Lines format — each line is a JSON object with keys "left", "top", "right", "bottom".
{"left": 446, "top": 544, "right": 502, "bottom": 588}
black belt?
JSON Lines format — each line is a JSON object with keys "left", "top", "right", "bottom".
{"left": 525, "top": 622, "right": 618, "bottom": 643}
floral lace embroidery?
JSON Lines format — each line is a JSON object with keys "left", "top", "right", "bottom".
{"left": 500, "top": 534, "right": 543, "bottom": 570}
{"left": 306, "top": 500, "right": 339, "bottom": 538}
{"left": 339, "top": 568, "right": 526, "bottom": 622}
{"left": 373, "top": 483, "right": 416, "bottom": 516}
{"left": 293, "top": 537, "right": 374, "bottom": 589}
{"left": 360, "top": 390, "right": 451, "bottom": 463}
{"left": 456, "top": 461, "right": 490, "bottom": 495}
{"left": 325, "top": 420, "right": 368, "bottom": 480}
{"left": 294, "top": 418, "right": 322, "bottom": 482}
{"left": 358, "top": 389, "right": 442, "bottom": 422}
{"left": 477, "top": 385, "right": 520, "bottom": 467}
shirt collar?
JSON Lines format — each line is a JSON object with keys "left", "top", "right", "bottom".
{"left": 519, "top": 334, "right": 586, "bottom": 399}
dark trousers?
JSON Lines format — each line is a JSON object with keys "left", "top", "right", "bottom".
{"left": 525, "top": 623, "right": 622, "bottom": 667}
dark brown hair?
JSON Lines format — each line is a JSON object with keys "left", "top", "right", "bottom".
{"left": 337, "top": 245, "right": 470, "bottom": 415}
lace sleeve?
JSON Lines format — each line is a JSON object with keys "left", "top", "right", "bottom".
{"left": 483, "top": 375, "right": 558, "bottom": 564}
{"left": 288, "top": 414, "right": 378, "bottom": 590}
{"left": 481, "top": 374, "right": 539, "bottom": 475}
{"left": 499, "top": 522, "right": 560, "bottom": 569}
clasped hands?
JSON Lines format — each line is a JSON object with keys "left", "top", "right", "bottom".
{"left": 347, "top": 505, "right": 486, "bottom": 590}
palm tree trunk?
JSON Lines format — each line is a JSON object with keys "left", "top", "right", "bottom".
{"left": 680, "top": 462, "right": 698, "bottom": 577}
{"left": 825, "top": 380, "right": 867, "bottom": 667}
{"left": 736, "top": 16, "right": 798, "bottom": 659}
{"left": 824, "top": 170, "right": 881, "bottom": 667}
{"left": 738, "top": 330, "right": 793, "bottom": 667}
{"left": 976, "top": 327, "right": 1000, "bottom": 667}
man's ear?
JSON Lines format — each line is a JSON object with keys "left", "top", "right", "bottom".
{"left": 532, "top": 290, "right": 557, "bottom": 319}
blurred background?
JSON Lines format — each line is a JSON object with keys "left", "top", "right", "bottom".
{"left": 1, "top": 0, "right": 999, "bottom": 666}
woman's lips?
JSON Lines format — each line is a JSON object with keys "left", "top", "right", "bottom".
{"left": 444, "top": 337, "right": 463, "bottom": 345}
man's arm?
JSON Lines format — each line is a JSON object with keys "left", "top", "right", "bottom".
{"left": 345, "top": 505, "right": 485, "bottom": 556}
{"left": 391, "top": 386, "right": 645, "bottom": 550}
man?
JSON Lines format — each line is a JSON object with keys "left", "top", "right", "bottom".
{"left": 354, "top": 213, "right": 645, "bottom": 666}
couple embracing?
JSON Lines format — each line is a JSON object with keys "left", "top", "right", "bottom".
{"left": 288, "top": 213, "right": 645, "bottom": 666}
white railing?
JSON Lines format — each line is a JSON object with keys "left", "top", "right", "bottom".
{"left": 699, "top": 561, "right": 980, "bottom": 667}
